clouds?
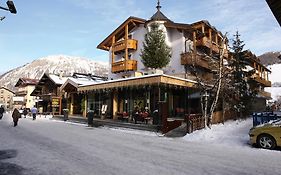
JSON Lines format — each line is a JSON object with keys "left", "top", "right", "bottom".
{"left": 1, "top": 0, "right": 280, "bottom": 74}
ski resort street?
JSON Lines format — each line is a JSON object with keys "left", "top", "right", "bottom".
{"left": 0, "top": 113, "right": 280, "bottom": 175}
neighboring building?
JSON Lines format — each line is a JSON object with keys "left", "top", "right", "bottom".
{"left": 31, "top": 73, "right": 106, "bottom": 115}
{"left": 31, "top": 73, "right": 71, "bottom": 115}
{"left": 60, "top": 73, "right": 107, "bottom": 116}
{"left": 0, "top": 86, "right": 15, "bottom": 110}
{"left": 14, "top": 78, "right": 39, "bottom": 109}
{"left": 244, "top": 51, "right": 272, "bottom": 112}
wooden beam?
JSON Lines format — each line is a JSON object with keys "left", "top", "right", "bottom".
{"left": 193, "top": 31, "right": 197, "bottom": 60}
{"left": 209, "top": 29, "right": 212, "bottom": 55}
{"left": 125, "top": 24, "right": 129, "bottom": 61}
{"left": 112, "top": 35, "right": 115, "bottom": 63}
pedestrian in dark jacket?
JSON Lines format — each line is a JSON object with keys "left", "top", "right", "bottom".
{"left": 0, "top": 105, "right": 4, "bottom": 120}
{"left": 23, "top": 108, "right": 28, "bottom": 118}
{"left": 12, "top": 108, "right": 21, "bottom": 127}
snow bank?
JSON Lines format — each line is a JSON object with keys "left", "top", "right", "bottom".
{"left": 183, "top": 118, "right": 252, "bottom": 147}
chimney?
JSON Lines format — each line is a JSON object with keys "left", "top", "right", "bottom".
{"left": 59, "top": 70, "right": 63, "bottom": 79}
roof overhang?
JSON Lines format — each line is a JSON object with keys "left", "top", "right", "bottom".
{"left": 266, "top": 0, "right": 281, "bottom": 27}
{"left": 60, "top": 79, "right": 79, "bottom": 92}
{"left": 97, "top": 16, "right": 147, "bottom": 51}
{"left": 78, "top": 74, "right": 196, "bottom": 92}
{"left": 164, "top": 22, "right": 193, "bottom": 31}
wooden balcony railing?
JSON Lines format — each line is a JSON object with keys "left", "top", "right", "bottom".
{"left": 251, "top": 74, "right": 272, "bottom": 87}
{"left": 112, "top": 39, "right": 138, "bottom": 52}
{"left": 112, "top": 60, "right": 137, "bottom": 73}
{"left": 181, "top": 52, "right": 211, "bottom": 70}
{"left": 196, "top": 37, "right": 228, "bottom": 58}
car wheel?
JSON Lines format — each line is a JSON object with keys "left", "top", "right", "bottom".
{"left": 257, "top": 134, "right": 276, "bottom": 149}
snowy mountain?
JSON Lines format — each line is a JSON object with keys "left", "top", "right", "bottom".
{"left": 0, "top": 55, "right": 109, "bottom": 91}
{"left": 258, "top": 51, "right": 281, "bottom": 66}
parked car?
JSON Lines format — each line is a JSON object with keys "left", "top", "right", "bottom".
{"left": 249, "top": 119, "right": 281, "bottom": 149}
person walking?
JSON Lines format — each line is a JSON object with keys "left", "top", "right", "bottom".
{"left": 0, "top": 105, "right": 4, "bottom": 120}
{"left": 12, "top": 108, "right": 21, "bottom": 127}
{"left": 31, "top": 106, "right": 38, "bottom": 120}
{"left": 23, "top": 108, "right": 28, "bottom": 118}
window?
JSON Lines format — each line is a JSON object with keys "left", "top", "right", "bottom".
{"left": 0, "top": 90, "right": 3, "bottom": 94}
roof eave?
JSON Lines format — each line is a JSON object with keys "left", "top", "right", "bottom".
{"left": 97, "top": 16, "right": 147, "bottom": 51}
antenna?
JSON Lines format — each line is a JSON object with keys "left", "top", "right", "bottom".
{"left": 156, "top": 0, "right": 161, "bottom": 11}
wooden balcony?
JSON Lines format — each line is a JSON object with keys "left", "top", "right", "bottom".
{"left": 196, "top": 37, "right": 228, "bottom": 58}
{"left": 181, "top": 52, "right": 211, "bottom": 70}
{"left": 258, "top": 90, "right": 271, "bottom": 99}
{"left": 112, "top": 39, "right": 138, "bottom": 53}
{"left": 112, "top": 60, "right": 137, "bottom": 73}
{"left": 251, "top": 74, "right": 272, "bottom": 87}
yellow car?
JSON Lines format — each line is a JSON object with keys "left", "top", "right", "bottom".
{"left": 249, "top": 119, "right": 281, "bottom": 149}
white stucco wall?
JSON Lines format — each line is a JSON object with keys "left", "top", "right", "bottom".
{"left": 108, "top": 21, "right": 188, "bottom": 80}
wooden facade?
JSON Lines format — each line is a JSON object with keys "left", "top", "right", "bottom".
{"left": 97, "top": 17, "right": 146, "bottom": 73}
{"left": 31, "top": 74, "right": 64, "bottom": 115}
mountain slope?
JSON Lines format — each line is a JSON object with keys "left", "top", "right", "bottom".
{"left": 0, "top": 55, "right": 109, "bottom": 91}
{"left": 258, "top": 51, "right": 281, "bottom": 66}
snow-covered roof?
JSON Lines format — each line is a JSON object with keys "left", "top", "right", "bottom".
{"left": 60, "top": 74, "right": 106, "bottom": 91}
{"left": 48, "top": 74, "right": 69, "bottom": 85}
{"left": 78, "top": 73, "right": 197, "bottom": 92}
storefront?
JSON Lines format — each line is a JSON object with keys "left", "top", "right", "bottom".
{"left": 78, "top": 74, "right": 201, "bottom": 133}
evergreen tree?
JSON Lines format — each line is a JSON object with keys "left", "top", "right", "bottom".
{"left": 228, "top": 31, "right": 257, "bottom": 117}
{"left": 140, "top": 23, "right": 171, "bottom": 69}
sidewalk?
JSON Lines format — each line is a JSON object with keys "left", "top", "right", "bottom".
{"left": 52, "top": 115, "right": 159, "bottom": 132}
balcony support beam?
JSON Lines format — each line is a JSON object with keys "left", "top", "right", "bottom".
{"left": 125, "top": 24, "right": 129, "bottom": 61}
{"left": 112, "top": 35, "right": 116, "bottom": 63}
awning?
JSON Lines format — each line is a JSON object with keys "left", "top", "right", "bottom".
{"left": 78, "top": 74, "right": 196, "bottom": 92}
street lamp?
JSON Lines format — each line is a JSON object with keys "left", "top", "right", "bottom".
{"left": 0, "top": 0, "right": 17, "bottom": 20}
{"left": 0, "top": 0, "right": 17, "bottom": 14}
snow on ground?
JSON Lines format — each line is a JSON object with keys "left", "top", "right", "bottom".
{"left": 183, "top": 118, "right": 252, "bottom": 148}
{"left": 1, "top": 113, "right": 281, "bottom": 175}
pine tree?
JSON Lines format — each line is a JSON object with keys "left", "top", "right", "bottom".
{"left": 140, "top": 23, "right": 171, "bottom": 69}
{"left": 228, "top": 31, "right": 256, "bottom": 117}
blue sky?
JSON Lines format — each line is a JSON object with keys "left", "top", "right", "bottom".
{"left": 0, "top": 0, "right": 280, "bottom": 73}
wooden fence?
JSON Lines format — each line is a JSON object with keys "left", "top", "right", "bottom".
{"left": 186, "top": 114, "right": 205, "bottom": 133}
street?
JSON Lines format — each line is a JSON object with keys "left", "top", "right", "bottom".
{"left": 0, "top": 113, "right": 280, "bottom": 175}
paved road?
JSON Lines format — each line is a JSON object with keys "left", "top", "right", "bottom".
{"left": 0, "top": 113, "right": 280, "bottom": 175}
